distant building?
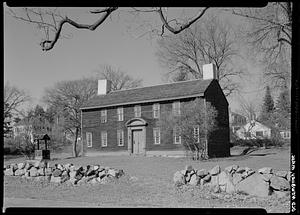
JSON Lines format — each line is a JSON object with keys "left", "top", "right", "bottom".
{"left": 236, "top": 120, "right": 271, "bottom": 140}
{"left": 229, "top": 109, "right": 247, "bottom": 134}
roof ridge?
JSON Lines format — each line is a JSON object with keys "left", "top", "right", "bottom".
{"left": 109, "top": 78, "right": 211, "bottom": 94}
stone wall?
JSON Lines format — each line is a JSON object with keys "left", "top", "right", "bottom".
{"left": 173, "top": 165, "right": 290, "bottom": 198}
{"left": 4, "top": 160, "right": 124, "bottom": 185}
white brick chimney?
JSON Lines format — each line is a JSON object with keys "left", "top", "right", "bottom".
{"left": 97, "top": 79, "right": 112, "bottom": 95}
{"left": 202, "top": 63, "right": 218, "bottom": 80}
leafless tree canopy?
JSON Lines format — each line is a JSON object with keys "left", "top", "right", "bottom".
{"left": 94, "top": 65, "right": 142, "bottom": 91}
{"left": 156, "top": 16, "right": 243, "bottom": 96}
{"left": 236, "top": 95, "right": 258, "bottom": 122}
{"left": 231, "top": 2, "right": 292, "bottom": 89}
{"left": 8, "top": 7, "right": 208, "bottom": 51}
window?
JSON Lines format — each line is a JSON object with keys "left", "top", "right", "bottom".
{"left": 153, "top": 103, "right": 160, "bottom": 119}
{"left": 134, "top": 105, "right": 141, "bottom": 118}
{"left": 256, "top": 131, "right": 263, "bottom": 137}
{"left": 117, "top": 130, "right": 124, "bottom": 146}
{"left": 117, "top": 107, "right": 124, "bottom": 121}
{"left": 101, "top": 131, "right": 107, "bottom": 147}
{"left": 173, "top": 127, "right": 181, "bottom": 144}
{"left": 100, "top": 109, "right": 107, "bottom": 123}
{"left": 193, "top": 126, "right": 200, "bottom": 143}
{"left": 153, "top": 128, "right": 160, "bottom": 144}
{"left": 172, "top": 101, "right": 181, "bottom": 116}
{"left": 86, "top": 132, "right": 92, "bottom": 147}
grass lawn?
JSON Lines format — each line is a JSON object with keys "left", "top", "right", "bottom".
{"left": 4, "top": 146, "right": 291, "bottom": 212}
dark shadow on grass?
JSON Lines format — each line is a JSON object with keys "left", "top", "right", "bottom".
{"left": 249, "top": 153, "right": 276, "bottom": 157}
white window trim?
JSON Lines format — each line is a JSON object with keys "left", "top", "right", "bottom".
{"left": 153, "top": 103, "right": 160, "bottom": 119}
{"left": 100, "top": 109, "right": 107, "bottom": 123}
{"left": 172, "top": 101, "right": 181, "bottom": 116}
{"left": 117, "top": 130, "right": 124, "bottom": 146}
{"left": 134, "top": 105, "right": 141, "bottom": 118}
{"left": 101, "top": 131, "right": 107, "bottom": 147}
{"left": 193, "top": 126, "right": 200, "bottom": 143}
{"left": 173, "top": 128, "right": 181, "bottom": 144}
{"left": 86, "top": 132, "right": 92, "bottom": 147}
{"left": 117, "top": 107, "right": 124, "bottom": 121}
{"left": 153, "top": 128, "right": 161, "bottom": 145}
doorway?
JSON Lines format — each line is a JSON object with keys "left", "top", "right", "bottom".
{"left": 132, "top": 129, "right": 145, "bottom": 154}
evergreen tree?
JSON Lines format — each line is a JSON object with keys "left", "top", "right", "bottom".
{"left": 276, "top": 89, "right": 291, "bottom": 114}
{"left": 259, "top": 86, "right": 275, "bottom": 122}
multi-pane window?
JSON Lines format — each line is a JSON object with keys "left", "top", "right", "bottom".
{"left": 100, "top": 109, "right": 107, "bottom": 123}
{"left": 134, "top": 105, "right": 141, "bottom": 118}
{"left": 101, "top": 131, "right": 107, "bottom": 147}
{"left": 117, "top": 107, "right": 124, "bottom": 121}
{"left": 86, "top": 132, "right": 92, "bottom": 147}
{"left": 153, "top": 128, "right": 160, "bottom": 144}
{"left": 117, "top": 130, "right": 124, "bottom": 146}
{"left": 193, "top": 126, "right": 200, "bottom": 143}
{"left": 153, "top": 103, "right": 160, "bottom": 119}
{"left": 173, "top": 127, "right": 181, "bottom": 144}
{"left": 172, "top": 101, "right": 181, "bottom": 116}
{"left": 256, "top": 131, "right": 263, "bottom": 137}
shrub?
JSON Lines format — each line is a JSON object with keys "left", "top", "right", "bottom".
{"left": 232, "top": 138, "right": 284, "bottom": 148}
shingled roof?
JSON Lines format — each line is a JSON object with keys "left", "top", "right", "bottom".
{"left": 81, "top": 79, "right": 214, "bottom": 109}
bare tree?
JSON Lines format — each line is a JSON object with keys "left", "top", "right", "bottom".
{"left": 236, "top": 95, "right": 258, "bottom": 123}
{"left": 4, "top": 82, "right": 31, "bottom": 137}
{"left": 156, "top": 16, "right": 243, "bottom": 96}
{"left": 43, "top": 78, "right": 97, "bottom": 157}
{"left": 230, "top": 2, "right": 292, "bottom": 89}
{"left": 7, "top": 7, "right": 208, "bottom": 52}
{"left": 94, "top": 65, "right": 142, "bottom": 91}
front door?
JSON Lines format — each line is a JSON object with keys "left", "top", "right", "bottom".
{"left": 132, "top": 129, "right": 144, "bottom": 154}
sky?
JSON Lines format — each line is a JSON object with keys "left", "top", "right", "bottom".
{"left": 4, "top": 6, "right": 268, "bottom": 115}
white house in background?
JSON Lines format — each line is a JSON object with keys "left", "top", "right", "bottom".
{"left": 280, "top": 130, "right": 291, "bottom": 140}
{"left": 236, "top": 120, "right": 271, "bottom": 140}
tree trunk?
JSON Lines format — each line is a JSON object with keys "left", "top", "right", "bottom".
{"left": 73, "top": 128, "right": 79, "bottom": 157}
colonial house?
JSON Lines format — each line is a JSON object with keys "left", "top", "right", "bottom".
{"left": 235, "top": 120, "right": 272, "bottom": 140}
{"left": 80, "top": 64, "right": 230, "bottom": 158}
{"left": 229, "top": 109, "right": 247, "bottom": 134}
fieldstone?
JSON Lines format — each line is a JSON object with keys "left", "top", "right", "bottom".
{"left": 37, "top": 168, "right": 45, "bottom": 176}
{"left": 209, "top": 165, "right": 221, "bottom": 175}
{"left": 213, "top": 184, "right": 220, "bottom": 193}
{"left": 185, "top": 165, "right": 194, "bottom": 172}
{"left": 24, "top": 163, "right": 33, "bottom": 170}
{"left": 286, "top": 171, "right": 291, "bottom": 182}
{"left": 99, "top": 176, "right": 113, "bottom": 184}
{"left": 45, "top": 168, "right": 52, "bottom": 176}
{"left": 232, "top": 173, "right": 244, "bottom": 185}
{"left": 107, "top": 169, "right": 118, "bottom": 177}
{"left": 226, "top": 180, "right": 236, "bottom": 194}
{"left": 78, "top": 176, "right": 88, "bottom": 185}
{"left": 10, "top": 163, "right": 18, "bottom": 171}
{"left": 273, "top": 190, "right": 288, "bottom": 198}
{"left": 189, "top": 174, "right": 200, "bottom": 186}
{"left": 235, "top": 173, "right": 270, "bottom": 197}
{"left": 274, "top": 170, "right": 288, "bottom": 179}
{"left": 4, "top": 168, "right": 14, "bottom": 176}
{"left": 236, "top": 167, "right": 245, "bottom": 174}
{"left": 261, "top": 173, "right": 273, "bottom": 182}
{"left": 270, "top": 175, "right": 290, "bottom": 191}
{"left": 38, "top": 161, "right": 47, "bottom": 169}
{"left": 210, "top": 175, "right": 219, "bottom": 187}
{"left": 224, "top": 165, "right": 233, "bottom": 173}
{"left": 64, "top": 163, "right": 71, "bottom": 170}
{"left": 50, "top": 176, "right": 62, "bottom": 183}
{"left": 75, "top": 173, "right": 83, "bottom": 181}
{"left": 98, "top": 171, "right": 106, "bottom": 179}
{"left": 258, "top": 167, "right": 273, "bottom": 174}
{"left": 93, "top": 165, "right": 99, "bottom": 171}
{"left": 186, "top": 172, "right": 194, "bottom": 182}
{"left": 69, "top": 171, "right": 77, "bottom": 179}
{"left": 29, "top": 167, "right": 38, "bottom": 177}
{"left": 33, "top": 160, "right": 41, "bottom": 168}
{"left": 203, "top": 174, "right": 211, "bottom": 182}
{"left": 218, "top": 171, "right": 235, "bottom": 194}
{"left": 197, "top": 169, "right": 208, "bottom": 177}
{"left": 52, "top": 169, "right": 62, "bottom": 177}
{"left": 173, "top": 171, "right": 186, "bottom": 186}
{"left": 24, "top": 171, "right": 30, "bottom": 178}
{"left": 69, "top": 178, "right": 77, "bottom": 185}
{"left": 117, "top": 169, "right": 125, "bottom": 178}
{"left": 219, "top": 171, "right": 231, "bottom": 186}
{"left": 86, "top": 168, "right": 95, "bottom": 177}
{"left": 180, "top": 169, "right": 187, "bottom": 176}
{"left": 14, "top": 169, "right": 25, "bottom": 176}
{"left": 17, "top": 163, "right": 25, "bottom": 170}
{"left": 61, "top": 175, "right": 69, "bottom": 183}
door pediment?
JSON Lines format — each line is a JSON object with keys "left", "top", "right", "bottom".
{"left": 125, "top": 118, "right": 147, "bottom": 127}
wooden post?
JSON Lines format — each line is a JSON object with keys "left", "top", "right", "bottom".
{"left": 37, "top": 139, "right": 40, "bottom": 150}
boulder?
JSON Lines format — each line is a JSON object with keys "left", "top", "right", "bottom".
{"left": 261, "top": 173, "right": 273, "bottom": 182}
{"left": 180, "top": 169, "right": 187, "bottom": 176}
{"left": 286, "top": 171, "right": 291, "bottom": 182}
{"left": 270, "top": 175, "right": 290, "bottom": 191}
{"left": 258, "top": 167, "right": 273, "bottom": 174}
{"left": 210, "top": 175, "right": 219, "bottom": 187}
{"left": 75, "top": 173, "right": 83, "bottom": 181}
{"left": 273, "top": 190, "right": 289, "bottom": 198}
{"left": 10, "top": 163, "right": 18, "bottom": 171}
{"left": 50, "top": 176, "right": 62, "bottom": 183}
{"left": 203, "top": 174, "right": 211, "bottom": 182}
{"left": 29, "top": 167, "right": 38, "bottom": 177}
{"left": 38, "top": 161, "right": 47, "bottom": 169}
{"left": 185, "top": 165, "right": 194, "bottom": 172}
{"left": 93, "top": 165, "right": 100, "bottom": 171}
{"left": 37, "top": 168, "right": 45, "bottom": 176}
{"left": 33, "top": 160, "right": 41, "bottom": 168}
{"left": 45, "top": 168, "right": 52, "bottom": 176}
{"left": 17, "top": 163, "right": 25, "bottom": 170}
{"left": 173, "top": 171, "right": 186, "bottom": 186}
{"left": 86, "top": 169, "right": 95, "bottom": 177}
{"left": 63, "top": 163, "right": 72, "bottom": 170}
{"left": 189, "top": 174, "right": 200, "bottom": 186}
{"left": 69, "top": 171, "right": 77, "bottom": 179}
{"left": 236, "top": 167, "right": 245, "bottom": 174}
{"left": 14, "top": 169, "right": 25, "bottom": 176}
{"left": 274, "top": 170, "right": 288, "bottom": 179}
{"left": 218, "top": 171, "right": 235, "bottom": 194}
{"left": 235, "top": 173, "right": 270, "bottom": 197}
{"left": 4, "top": 168, "right": 14, "bottom": 176}
{"left": 98, "top": 171, "right": 106, "bottom": 179}
{"left": 107, "top": 169, "right": 118, "bottom": 177}
{"left": 232, "top": 173, "right": 244, "bottom": 185}
{"left": 186, "top": 172, "right": 194, "bottom": 182}
{"left": 24, "top": 163, "right": 33, "bottom": 171}
{"left": 196, "top": 169, "right": 208, "bottom": 177}
{"left": 209, "top": 165, "right": 221, "bottom": 175}
{"left": 52, "top": 169, "right": 62, "bottom": 177}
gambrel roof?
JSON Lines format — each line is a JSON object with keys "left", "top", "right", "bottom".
{"left": 81, "top": 79, "right": 215, "bottom": 110}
